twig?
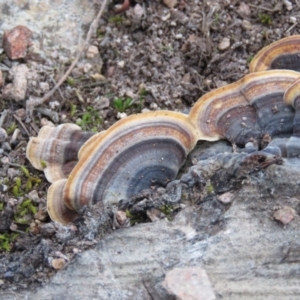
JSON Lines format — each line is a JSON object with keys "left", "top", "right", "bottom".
{"left": 13, "top": 114, "right": 30, "bottom": 137}
{"left": 26, "top": 0, "right": 108, "bottom": 113}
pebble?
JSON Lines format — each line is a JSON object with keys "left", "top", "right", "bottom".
{"left": 115, "top": 211, "right": 128, "bottom": 226}
{"left": 163, "top": 267, "right": 216, "bottom": 300}
{"left": 163, "top": 0, "right": 177, "bottom": 9}
{"left": 273, "top": 206, "right": 296, "bottom": 225}
{"left": 133, "top": 4, "right": 144, "bottom": 18}
{"left": 51, "top": 258, "right": 67, "bottom": 270}
{"left": 283, "top": 0, "right": 293, "bottom": 10}
{"left": 86, "top": 45, "right": 99, "bottom": 59}
{"left": 237, "top": 2, "right": 251, "bottom": 16}
{"left": 217, "top": 192, "right": 234, "bottom": 204}
{"left": 39, "top": 223, "right": 56, "bottom": 238}
{"left": 117, "top": 112, "right": 127, "bottom": 119}
{"left": 91, "top": 73, "right": 106, "bottom": 81}
{"left": 218, "top": 38, "right": 230, "bottom": 51}
{"left": 14, "top": 108, "right": 26, "bottom": 120}
{"left": 242, "top": 19, "right": 252, "bottom": 31}
{"left": 3, "top": 25, "right": 33, "bottom": 60}
{"left": 0, "top": 128, "right": 7, "bottom": 142}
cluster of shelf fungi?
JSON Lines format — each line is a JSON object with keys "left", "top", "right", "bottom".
{"left": 26, "top": 35, "right": 300, "bottom": 225}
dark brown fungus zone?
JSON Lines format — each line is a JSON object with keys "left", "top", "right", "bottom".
{"left": 189, "top": 70, "right": 300, "bottom": 148}
{"left": 44, "top": 111, "right": 198, "bottom": 224}
{"left": 26, "top": 124, "right": 94, "bottom": 183}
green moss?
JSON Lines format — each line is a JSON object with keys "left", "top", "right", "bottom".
{"left": 258, "top": 13, "right": 272, "bottom": 25}
{"left": 14, "top": 199, "right": 38, "bottom": 225}
{"left": 76, "top": 106, "right": 103, "bottom": 131}
{"left": 70, "top": 103, "right": 77, "bottom": 117}
{"left": 67, "top": 76, "right": 75, "bottom": 86}
{"left": 20, "top": 166, "right": 30, "bottom": 177}
{"left": 206, "top": 182, "right": 215, "bottom": 194}
{"left": 113, "top": 97, "right": 134, "bottom": 112}
{"left": 6, "top": 123, "right": 17, "bottom": 135}
{"left": 108, "top": 15, "right": 125, "bottom": 24}
{"left": 125, "top": 209, "right": 145, "bottom": 225}
{"left": 247, "top": 55, "right": 254, "bottom": 63}
{"left": 0, "top": 233, "right": 18, "bottom": 252}
{"left": 0, "top": 202, "right": 4, "bottom": 211}
{"left": 159, "top": 204, "right": 173, "bottom": 216}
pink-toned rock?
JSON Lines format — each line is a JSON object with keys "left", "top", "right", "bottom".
{"left": 217, "top": 192, "right": 235, "bottom": 204}
{"left": 163, "top": 267, "right": 216, "bottom": 300}
{"left": 273, "top": 206, "right": 296, "bottom": 225}
{"left": 3, "top": 25, "right": 33, "bottom": 60}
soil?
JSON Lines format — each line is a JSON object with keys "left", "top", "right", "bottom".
{"left": 0, "top": 0, "right": 299, "bottom": 294}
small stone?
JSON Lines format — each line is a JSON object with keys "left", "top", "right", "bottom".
{"left": 163, "top": 0, "right": 177, "bottom": 9}
{"left": 242, "top": 19, "right": 252, "bottom": 31}
{"left": 3, "top": 64, "right": 29, "bottom": 101}
{"left": 117, "top": 112, "right": 127, "bottom": 119}
{"left": 133, "top": 4, "right": 144, "bottom": 18}
{"left": 283, "top": 0, "right": 293, "bottom": 10}
{"left": 218, "top": 38, "right": 230, "bottom": 51}
{"left": 3, "top": 25, "right": 33, "bottom": 60}
{"left": 39, "top": 82, "right": 50, "bottom": 93}
{"left": 115, "top": 211, "right": 128, "bottom": 226}
{"left": 83, "top": 63, "right": 92, "bottom": 73}
{"left": 217, "top": 192, "right": 235, "bottom": 204}
{"left": 27, "top": 190, "right": 40, "bottom": 203}
{"left": 86, "top": 45, "right": 99, "bottom": 59}
{"left": 273, "top": 206, "right": 296, "bottom": 225}
{"left": 39, "top": 223, "right": 56, "bottom": 238}
{"left": 237, "top": 2, "right": 251, "bottom": 16}
{"left": 91, "top": 73, "right": 106, "bottom": 81}
{"left": 117, "top": 60, "right": 125, "bottom": 68}
{"left": 7, "top": 198, "right": 18, "bottom": 207}
{"left": 73, "top": 248, "right": 80, "bottom": 254}
{"left": 150, "top": 103, "right": 158, "bottom": 110}
{"left": 0, "top": 128, "right": 7, "bottom": 142}
{"left": 34, "top": 209, "right": 48, "bottom": 222}
{"left": 146, "top": 208, "right": 165, "bottom": 222}
{"left": 14, "top": 108, "right": 26, "bottom": 120}
{"left": 51, "top": 258, "right": 66, "bottom": 270}
{"left": 7, "top": 168, "right": 20, "bottom": 179}
{"left": 163, "top": 267, "right": 216, "bottom": 300}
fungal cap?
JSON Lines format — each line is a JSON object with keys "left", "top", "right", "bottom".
{"left": 26, "top": 124, "right": 94, "bottom": 183}
{"left": 189, "top": 70, "right": 300, "bottom": 144}
{"left": 250, "top": 35, "right": 300, "bottom": 72}
{"left": 62, "top": 110, "right": 198, "bottom": 212}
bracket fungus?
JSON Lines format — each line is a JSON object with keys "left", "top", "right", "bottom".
{"left": 28, "top": 111, "right": 198, "bottom": 224}
{"left": 189, "top": 70, "right": 300, "bottom": 147}
{"left": 27, "top": 35, "right": 300, "bottom": 225}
